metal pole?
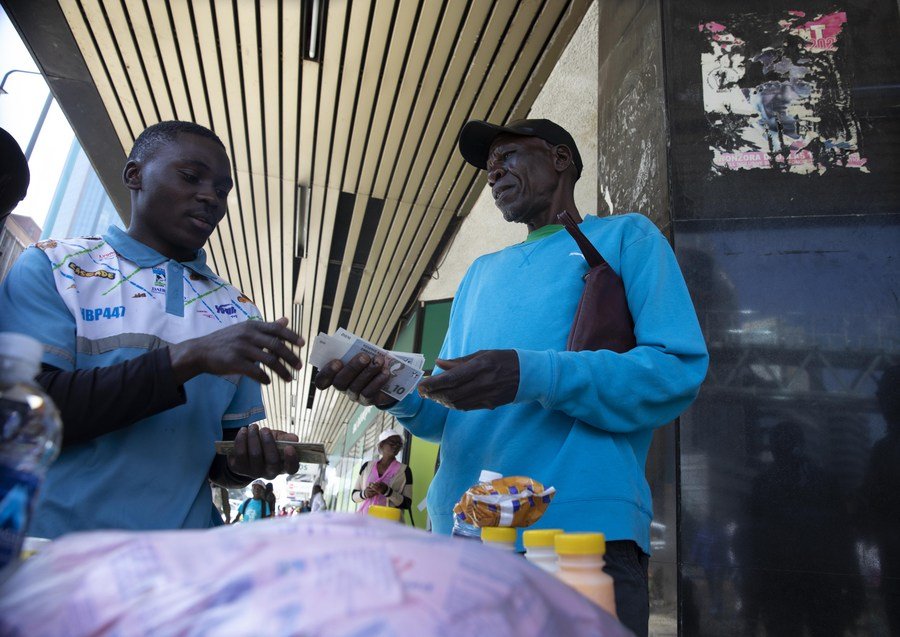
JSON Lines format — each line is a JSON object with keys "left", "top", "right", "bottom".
{"left": 0, "top": 68, "right": 43, "bottom": 94}
{"left": 24, "top": 92, "right": 53, "bottom": 160}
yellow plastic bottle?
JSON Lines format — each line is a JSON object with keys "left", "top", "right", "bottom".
{"left": 522, "top": 529, "right": 564, "bottom": 573}
{"left": 480, "top": 526, "right": 517, "bottom": 551}
{"left": 554, "top": 532, "right": 617, "bottom": 618}
{"left": 367, "top": 505, "right": 402, "bottom": 522}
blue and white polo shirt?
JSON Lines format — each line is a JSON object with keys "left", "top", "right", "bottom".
{"left": 0, "top": 225, "right": 265, "bottom": 537}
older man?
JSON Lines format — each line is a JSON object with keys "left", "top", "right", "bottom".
{"left": 315, "top": 119, "right": 708, "bottom": 636}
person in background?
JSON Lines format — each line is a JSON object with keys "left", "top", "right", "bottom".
{"left": 310, "top": 484, "right": 327, "bottom": 512}
{"left": 351, "top": 429, "right": 413, "bottom": 514}
{"left": 265, "top": 482, "right": 277, "bottom": 517}
{"left": 235, "top": 480, "right": 272, "bottom": 522}
{"left": 210, "top": 482, "right": 232, "bottom": 523}
{"left": 0, "top": 120, "right": 305, "bottom": 537}
{"left": 859, "top": 365, "right": 900, "bottom": 635}
{"left": 315, "top": 119, "right": 707, "bottom": 636}
{"left": 0, "top": 127, "right": 30, "bottom": 233}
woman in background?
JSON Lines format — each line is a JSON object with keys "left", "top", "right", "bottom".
{"left": 352, "top": 429, "right": 413, "bottom": 515}
{"left": 310, "top": 484, "right": 327, "bottom": 512}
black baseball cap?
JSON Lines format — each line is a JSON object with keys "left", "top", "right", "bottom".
{"left": 458, "top": 118, "right": 583, "bottom": 177}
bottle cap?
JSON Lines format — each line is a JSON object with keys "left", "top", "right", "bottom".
{"left": 0, "top": 332, "right": 43, "bottom": 382}
{"left": 367, "top": 505, "right": 401, "bottom": 522}
{"left": 555, "top": 532, "right": 606, "bottom": 555}
{"left": 523, "top": 528, "right": 564, "bottom": 548}
{"left": 478, "top": 469, "right": 503, "bottom": 483}
{"left": 481, "top": 526, "right": 517, "bottom": 543}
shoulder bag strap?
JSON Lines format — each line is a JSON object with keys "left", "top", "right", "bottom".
{"left": 557, "top": 210, "right": 606, "bottom": 269}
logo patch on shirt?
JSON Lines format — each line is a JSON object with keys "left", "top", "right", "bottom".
{"left": 151, "top": 267, "right": 167, "bottom": 294}
{"left": 69, "top": 263, "right": 115, "bottom": 280}
{"left": 96, "top": 251, "right": 115, "bottom": 260}
{"left": 237, "top": 295, "right": 253, "bottom": 304}
{"left": 133, "top": 292, "right": 147, "bottom": 298}
{"left": 35, "top": 240, "right": 58, "bottom": 251}
{"left": 81, "top": 306, "right": 126, "bottom": 321}
{"left": 216, "top": 303, "right": 237, "bottom": 316}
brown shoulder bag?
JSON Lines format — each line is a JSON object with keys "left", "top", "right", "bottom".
{"left": 557, "top": 210, "right": 636, "bottom": 353}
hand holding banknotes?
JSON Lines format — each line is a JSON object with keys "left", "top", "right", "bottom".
{"left": 417, "top": 350, "right": 519, "bottom": 411}
{"left": 311, "top": 328, "right": 425, "bottom": 407}
{"left": 226, "top": 424, "right": 301, "bottom": 480}
{"left": 315, "top": 354, "right": 399, "bottom": 408}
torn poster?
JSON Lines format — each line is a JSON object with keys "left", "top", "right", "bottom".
{"left": 699, "top": 11, "right": 868, "bottom": 175}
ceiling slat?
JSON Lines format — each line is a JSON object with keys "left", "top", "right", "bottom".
{"left": 143, "top": 0, "right": 193, "bottom": 120}
{"left": 88, "top": 0, "right": 159, "bottom": 124}
{"left": 62, "top": 0, "right": 140, "bottom": 142}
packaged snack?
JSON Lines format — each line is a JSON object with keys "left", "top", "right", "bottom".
{"left": 453, "top": 475, "right": 556, "bottom": 528}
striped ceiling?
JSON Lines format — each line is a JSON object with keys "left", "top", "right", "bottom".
{"left": 25, "top": 0, "right": 591, "bottom": 452}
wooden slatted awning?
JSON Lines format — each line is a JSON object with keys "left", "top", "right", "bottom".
{"left": 7, "top": 0, "right": 591, "bottom": 452}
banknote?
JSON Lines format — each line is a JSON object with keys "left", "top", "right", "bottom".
{"left": 337, "top": 338, "right": 423, "bottom": 400}
{"left": 309, "top": 329, "right": 424, "bottom": 399}
{"left": 213, "top": 440, "right": 328, "bottom": 465}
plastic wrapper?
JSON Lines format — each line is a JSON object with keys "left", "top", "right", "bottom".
{"left": 453, "top": 475, "right": 557, "bottom": 528}
{"left": 0, "top": 513, "right": 630, "bottom": 637}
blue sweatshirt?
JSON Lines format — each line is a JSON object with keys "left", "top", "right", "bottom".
{"left": 389, "top": 213, "right": 708, "bottom": 552}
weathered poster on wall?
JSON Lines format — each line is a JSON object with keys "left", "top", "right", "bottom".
{"left": 699, "top": 11, "right": 868, "bottom": 174}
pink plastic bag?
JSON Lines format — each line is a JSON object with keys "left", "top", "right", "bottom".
{"left": 0, "top": 513, "right": 632, "bottom": 636}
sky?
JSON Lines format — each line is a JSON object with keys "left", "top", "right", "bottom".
{"left": 1, "top": 6, "right": 75, "bottom": 230}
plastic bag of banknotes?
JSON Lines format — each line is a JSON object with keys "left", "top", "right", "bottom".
{"left": 0, "top": 514, "right": 631, "bottom": 637}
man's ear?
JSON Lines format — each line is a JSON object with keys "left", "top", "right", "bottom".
{"left": 123, "top": 160, "right": 141, "bottom": 191}
{"left": 553, "top": 144, "right": 574, "bottom": 173}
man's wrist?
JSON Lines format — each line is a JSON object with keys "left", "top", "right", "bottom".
{"left": 168, "top": 341, "right": 200, "bottom": 386}
{"left": 209, "top": 456, "right": 253, "bottom": 488}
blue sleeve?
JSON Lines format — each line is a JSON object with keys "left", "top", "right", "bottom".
{"left": 387, "top": 391, "right": 449, "bottom": 443}
{"left": 0, "top": 247, "right": 77, "bottom": 370}
{"left": 514, "top": 230, "right": 709, "bottom": 433}
{"left": 222, "top": 376, "right": 266, "bottom": 429}
{"left": 386, "top": 269, "right": 479, "bottom": 442}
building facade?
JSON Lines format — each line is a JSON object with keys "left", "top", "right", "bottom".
{"left": 0, "top": 212, "right": 40, "bottom": 284}
{"left": 41, "top": 137, "right": 122, "bottom": 240}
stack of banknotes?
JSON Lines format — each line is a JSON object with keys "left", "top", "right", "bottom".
{"left": 309, "top": 328, "right": 424, "bottom": 400}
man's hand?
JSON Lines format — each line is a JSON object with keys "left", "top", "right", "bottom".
{"left": 169, "top": 317, "right": 304, "bottom": 385}
{"left": 417, "top": 350, "right": 519, "bottom": 411}
{"left": 227, "top": 424, "right": 301, "bottom": 480}
{"left": 314, "top": 353, "right": 398, "bottom": 408}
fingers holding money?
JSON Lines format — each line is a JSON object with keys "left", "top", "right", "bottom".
{"left": 314, "top": 354, "right": 397, "bottom": 408}
{"left": 417, "top": 349, "right": 520, "bottom": 411}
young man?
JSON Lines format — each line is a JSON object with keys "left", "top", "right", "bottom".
{"left": 314, "top": 119, "right": 708, "bottom": 636}
{"left": 235, "top": 480, "right": 272, "bottom": 522}
{"left": 0, "top": 121, "right": 305, "bottom": 537}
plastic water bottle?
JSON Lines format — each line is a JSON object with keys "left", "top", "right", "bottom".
{"left": 554, "top": 532, "right": 617, "bottom": 618}
{"left": 451, "top": 469, "right": 502, "bottom": 540}
{"left": 0, "top": 333, "right": 62, "bottom": 573}
{"left": 523, "top": 528, "right": 564, "bottom": 572}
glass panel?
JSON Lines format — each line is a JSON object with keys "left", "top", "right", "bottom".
{"left": 676, "top": 214, "right": 899, "bottom": 636}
